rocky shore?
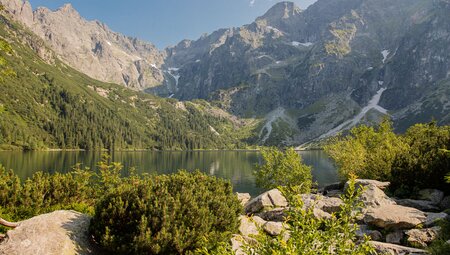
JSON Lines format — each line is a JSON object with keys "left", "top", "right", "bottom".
{"left": 0, "top": 179, "right": 449, "bottom": 255}
{"left": 235, "top": 180, "right": 449, "bottom": 255}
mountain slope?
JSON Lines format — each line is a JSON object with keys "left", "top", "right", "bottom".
{"left": 156, "top": 0, "right": 449, "bottom": 145}
{"left": 0, "top": 12, "right": 258, "bottom": 150}
{"left": 0, "top": 0, "right": 165, "bottom": 90}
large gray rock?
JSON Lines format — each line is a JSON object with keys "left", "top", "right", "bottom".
{"left": 245, "top": 189, "right": 288, "bottom": 214}
{"left": 439, "top": 196, "right": 450, "bottom": 210}
{"left": 418, "top": 189, "right": 444, "bottom": 205}
{"left": 424, "top": 212, "right": 448, "bottom": 227}
{"left": 262, "top": 221, "right": 284, "bottom": 236}
{"left": 238, "top": 216, "right": 259, "bottom": 237}
{"left": 405, "top": 227, "right": 440, "bottom": 248}
{"left": 395, "top": 199, "right": 440, "bottom": 212}
{"left": 355, "top": 225, "right": 382, "bottom": 241}
{"left": 349, "top": 179, "right": 391, "bottom": 190}
{"left": 359, "top": 184, "right": 396, "bottom": 207}
{"left": 316, "top": 197, "right": 344, "bottom": 214}
{"left": 237, "top": 193, "right": 251, "bottom": 207}
{"left": 369, "top": 241, "right": 428, "bottom": 254}
{"left": 386, "top": 231, "right": 404, "bottom": 244}
{"left": 364, "top": 204, "right": 427, "bottom": 230}
{"left": 257, "top": 207, "right": 287, "bottom": 222}
{"left": 0, "top": 210, "right": 95, "bottom": 255}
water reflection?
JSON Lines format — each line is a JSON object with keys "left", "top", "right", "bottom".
{"left": 0, "top": 150, "right": 337, "bottom": 196}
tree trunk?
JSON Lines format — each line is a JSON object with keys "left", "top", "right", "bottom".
{"left": 0, "top": 218, "right": 18, "bottom": 228}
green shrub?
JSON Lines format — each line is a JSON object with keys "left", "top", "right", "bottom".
{"left": 391, "top": 122, "right": 450, "bottom": 191}
{"left": 90, "top": 171, "right": 242, "bottom": 255}
{"left": 254, "top": 147, "right": 312, "bottom": 193}
{"left": 324, "top": 120, "right": 407, "bottom": 181}
{"left": 243, "top": 176, "right": 375, "bottom": 255}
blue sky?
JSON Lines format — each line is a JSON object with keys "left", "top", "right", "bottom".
{"left": 28, "top": 0, "right": 317, "bottom": 49}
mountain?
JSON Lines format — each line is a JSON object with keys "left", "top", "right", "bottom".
{"left": 0, "top": 10, "right": 257, "bottom": 150}
{"left": 2, "top": 0, "right": 449, "bottom": 147}
{"left": 0, "top": 0, "right": 165, "bottom": 90}
{"left": 157, "top": 0, "right": 450, "bottom": 145}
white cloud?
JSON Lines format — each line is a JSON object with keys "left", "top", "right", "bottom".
{"left": 249, "top": 0, "right": 256, "bottom": 7}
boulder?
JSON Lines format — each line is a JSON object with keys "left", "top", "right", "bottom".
{"left": 323, "top": 190, "right": 343, "bottom": 198}
{"left": 424, "top": 212, "right": 448, "bottom": 227}
{"left": 439, "top": 195, "right": 450, "bottom": 210}
{"left": 251, "top": 216, "right": 267, "bottom": 227}
{"left": 346, "top": 179, "right": 390, "bottom": 190}
{"left": 405, "top": 227, "right": 440, "bottom": 248}
{"left": 369, "top": 241, "right": 428, "bottom": 254}
{"left": 257, "top": 208, "right": 287, "bottom": 222}
{"left": 316, "top": 197, "right": 343, "bottom": 214}
{"left": 385, "top": 231, "right": 404, "bottom": 244}
{"left": 236, "top": 193, "right": 251, "bottom": 206}
{"left": 359, "top": 184, "right": 396, "bottom": 207}
{"left": 418, "top": 189, "right": 444, "bottom": 205}
{"left": 262, "top": 221, "right": 284, "bottom": 236}
{"left": 245, "top": 189, "right": 288, "bottom": 214}
{"left": 364, "top": 204, "right": 427, "bottom": 230}
{"left": 0, "top": 210, "right": 96, "bottom": 255}
{"left": 231, "top": 235, "right": 246, "bottom": 255}
{"left": 395, "top": 199, "right": 440, "bottom": 212}
{"left": 239, "top": 216, "right": 259, "bottom": 237}
{"left": 356, "top": 225, "right": 382, "bottom": 241}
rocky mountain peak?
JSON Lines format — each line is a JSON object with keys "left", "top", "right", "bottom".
{"left": 57, "top": 3, "right": 78, "bottom": 15}
{"left": 259, "top": 1, "right": 301, "bottom": 22}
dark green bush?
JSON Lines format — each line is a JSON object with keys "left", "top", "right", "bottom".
{"left": 391, "top": 122, "right": 450, "bottom": 192}
{"left": 90, "top": 171, "right": 242, "bottom": 255}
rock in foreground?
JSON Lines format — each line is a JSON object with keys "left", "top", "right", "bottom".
{"left": 0, "top": 210, "right": 97, "bottom": 255}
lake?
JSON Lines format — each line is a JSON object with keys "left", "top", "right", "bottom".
{"left": 0, "top": 150, "right": 338, "bottom": 196}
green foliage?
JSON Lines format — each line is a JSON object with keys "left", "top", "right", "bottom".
{"left": 0, "top": 164, "right": 96, "bottom": 225}
{"left": 324, "top": 120, "right": 408, "bottom": 181}
{"left": 391, "top": 122, "right": 450, "bottom": 191}
{"left": 244, "top": 176, "right": 375, "bottom": 254}
{"left": 325, "top": 120, "right": 450, "bottom": 193}
{"left": 254, "top": 147, "right": 312, "bottom": 193}
{"left": 90, "top": 171, "right": 242, "bottom": 255}
{"left": 0, "top": 14, "right": 252, "bottom": 151}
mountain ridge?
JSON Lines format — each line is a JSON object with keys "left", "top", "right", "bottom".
{"left": 2, "top": 0, "right": 449, "bottom": 146}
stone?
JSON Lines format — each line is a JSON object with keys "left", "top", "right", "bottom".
{"left": 239, "top": 216, "right": 259, "bottom": 237}
{"left": 251, "top": 216, "right": 267, "bottom": 227}
{"left": 245, "top": 189, "right": 288, "bottom": 214}
{"left": 418, "top": 189, "right": 444, "bottom": 205}
{"left": 439, "top": 196, "right": 450, "bottom": 210}
{"left": 237, "top": 193, "right": 251, "bottom": 206}
{"left": 323, "top": 190, "right": 343, "bottom": 198}
{"left": 424, "top": 212, "right": 448, "bottom": 227}
{"left": 356, "top": 225, "right": 382, "bottom": 241}
{"left": 386, "top": 231, "right": 404, "bottom": 244}
{"left": 395, "top": 199, "right": 440, "bottom": 212}
{"left": 364, "top": 204, "right": 427, "bottom": 230}
{"left": 369, "top": 241, "right": 428, "bottom": 254}
{"left": 346, "top": 179, "right": 390, "bottom": 190}
{"left": 263, "top": 221, "right": 284, "bottom": 236}
{"left": 312, "top": 208, "right": 332, "bottom": 220}
{"left": 359, "top": 184, "right": 396, "bottom": 207}
{"left": 317, "top": 197, "right": 343, "bottom": 214}
{"left": 405, "top": 227, "right": 440, "bottom": 248}
{"left": 257, "top": 207, "right": 287, "bottom": 222}
{"left": 231, "top": 235, "right": 246, "bottom": 255}
{"left": 0, "top": 210, "right": 96, "bottom": 255}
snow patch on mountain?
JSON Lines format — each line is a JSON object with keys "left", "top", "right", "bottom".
{"left": 319, "top": 88, "right": 389, "bottom": 138}
{"left": 381, "top": 50, "right": 390, "bottom": 63}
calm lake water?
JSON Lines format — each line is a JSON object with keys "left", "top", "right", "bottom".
{"left": 0, "top": 150, "right": 338, "bottom": 196}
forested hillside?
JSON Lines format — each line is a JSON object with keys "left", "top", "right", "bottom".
{"left": 0, "top": 12, "right": 258, "bottom": 151}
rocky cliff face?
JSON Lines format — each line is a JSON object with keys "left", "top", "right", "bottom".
{"left": 0, "top": 0, "right": 165, "bottom": 90}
